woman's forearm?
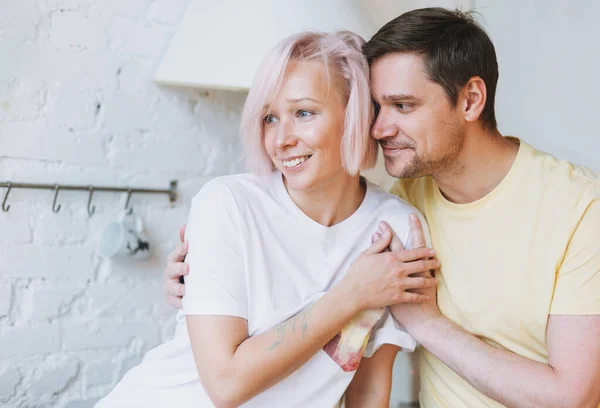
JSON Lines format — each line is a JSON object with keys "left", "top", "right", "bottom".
{"left": 213, "top": 282, "right": 361, "bottom": 406}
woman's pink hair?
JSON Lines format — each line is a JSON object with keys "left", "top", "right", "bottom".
{"left": 240, "top": 31, "right": 378, "bottom": 175}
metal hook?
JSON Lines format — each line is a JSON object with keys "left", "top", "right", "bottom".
{"left": 87, "top": 186, "right": 96, "bottom": 217}
{"left": 2, "top": 182, "right": 11, "bottom": 212}
{"left": 124, "top": 189, "right": 133, "bottom": 214}
{"left": 52, "top": 185, "right": 62, "bottom": 213}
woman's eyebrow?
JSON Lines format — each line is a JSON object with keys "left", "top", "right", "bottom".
{"left": 287, "top": 97, "right": 323, "bottom": 104}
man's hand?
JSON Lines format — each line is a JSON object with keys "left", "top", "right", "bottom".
{"left": 164, "top": 225, "right": 189, "bottom": 308}
{"left": 384, "top": 214, "right": 442, "bottom": 332}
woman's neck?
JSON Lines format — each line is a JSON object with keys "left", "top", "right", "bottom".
{"left": 284, "top": 172, "right": 366, "bottom": 227}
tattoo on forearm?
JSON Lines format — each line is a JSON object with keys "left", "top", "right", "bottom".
{"left": 267, "top": 305, "right": 313, "bottom": 350}
{"left": 301, "top": 306, "right": 311, "bottom": 339}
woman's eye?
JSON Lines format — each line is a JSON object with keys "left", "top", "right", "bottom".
{"left": 263, "top": 114, "right": 277, "bottom": 124}
{"left": 297, "top": 110, "right": 313, "bottom": 118}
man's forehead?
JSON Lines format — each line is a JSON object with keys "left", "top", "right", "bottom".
{"left": 370, "top": 53, "right": 433, "bottom": 96}
{"left": 371, "top": 53, "right": 426, "bottom": 81}
{"left": 373, "top": 52, "right": 425, "bottom": 68}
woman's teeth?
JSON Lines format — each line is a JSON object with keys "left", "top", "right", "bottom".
{"left": 282, "top": 156, "right": 309, "bottom": 168}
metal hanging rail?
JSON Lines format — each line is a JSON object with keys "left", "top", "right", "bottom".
{"left": 1, "top": 180, "right": 178, "bottom": 214}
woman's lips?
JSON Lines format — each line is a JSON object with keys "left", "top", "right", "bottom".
{"left": 281, "top": 155, "right": 311, "bottom": 172}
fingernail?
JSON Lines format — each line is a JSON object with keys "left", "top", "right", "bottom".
{"left": 410, "top": 213, "right": 418, "bottom": 221}
{"left": 378, "top": 221, "right": 389, "bottom": 230}
{"left": 373, "top": 232, "right": 382, "bottom": 241}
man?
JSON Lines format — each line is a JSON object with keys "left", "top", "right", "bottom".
{"left": 164, "top": 8, "right": 600, "bottom": 408}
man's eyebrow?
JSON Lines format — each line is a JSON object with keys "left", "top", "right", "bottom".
{"left": 381, "top": 94, "right": 422, "bottom": 103}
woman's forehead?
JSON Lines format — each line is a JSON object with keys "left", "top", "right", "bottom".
{"left": 268, "top": 60, "right": 342, "bottom": 107}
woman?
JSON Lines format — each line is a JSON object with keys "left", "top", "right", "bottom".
{"left": 96, "top": 31, "right": 438, "bottom": 408}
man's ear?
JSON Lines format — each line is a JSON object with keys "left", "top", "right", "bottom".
{"left": 460, "top": 76, "right": 487, "bottom": 124}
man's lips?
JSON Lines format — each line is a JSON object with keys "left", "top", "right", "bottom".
{"left": 381, "top": 145, "right": 414, "bottom": 155}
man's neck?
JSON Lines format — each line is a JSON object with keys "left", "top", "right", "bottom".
{"left": 433, "top": 129, "right": 519, "bottom": 204}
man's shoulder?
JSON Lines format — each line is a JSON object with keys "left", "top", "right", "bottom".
{"left": 388, "top": 176, "right": 435, "bottom": 209}
{"left": 524, "top": 141, "right": 599, "bottom": 202}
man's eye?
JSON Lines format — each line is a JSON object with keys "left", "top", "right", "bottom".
{"left": 372, "top": 101, "right": 381, "bottom": 122}
{"left": 297, "top": 110, "right": 313, "bottom": 118}
{"left": 396, "top": 103, "right": 413, "bottom": 112}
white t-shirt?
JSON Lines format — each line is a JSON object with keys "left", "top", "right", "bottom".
{"left": 96, "top": 172, "right": 420, "bottom": 408}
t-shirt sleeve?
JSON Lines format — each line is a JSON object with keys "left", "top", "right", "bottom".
{"left": 363, "top": 308, "right": 417, "bottom": 357}
{"left": 550, "top": 198, "right": 600, "bottom": 315}
{"left": 181, "top": 179, "right": 247, "bottom": 319}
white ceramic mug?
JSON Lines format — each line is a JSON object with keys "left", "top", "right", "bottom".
{"left": 98, "top": 210, "right": 150, "bottom": 259}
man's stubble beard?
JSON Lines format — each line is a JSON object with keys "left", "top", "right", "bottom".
{"left": 385, "top": 125, "right": 465, "bottom": 179}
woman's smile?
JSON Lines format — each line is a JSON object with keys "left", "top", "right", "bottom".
{"left": 281, "top": 154, "right": 313, "bottom": 171}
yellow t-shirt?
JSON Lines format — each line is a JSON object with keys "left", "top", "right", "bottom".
{"left": 390, "top": 138, "right": 600, "bottom": 408}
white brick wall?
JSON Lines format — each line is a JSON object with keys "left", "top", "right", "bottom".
{"left": 0, "top": 0, "right": 245, "bottom": 406}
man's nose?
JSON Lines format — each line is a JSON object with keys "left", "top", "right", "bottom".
{"left": 371, "top": 112, "right": 399, "bottom": 140}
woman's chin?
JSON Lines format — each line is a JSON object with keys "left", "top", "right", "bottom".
{"left": 285, "top": 179, "right": 313, "bottom": 193}
{"left": 282, "top": 173, "right": 316, "bottom": 193}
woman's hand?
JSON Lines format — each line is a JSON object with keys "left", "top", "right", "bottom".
{"left": 340, "top": 216, "right": 439, "bottom": 312}
{"left": 163, "top": 225, "right": 189, "bottom": 308}
{"left": 388, "top": 214, "right": 442, "bottom": 333}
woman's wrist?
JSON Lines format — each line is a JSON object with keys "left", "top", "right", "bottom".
{"left": 330, "top": 278, "right": 364, "bottom": 317}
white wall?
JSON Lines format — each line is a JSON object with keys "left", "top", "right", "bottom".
{"left": 0, "top": 0, "right": 247, "bottom": 406}
{"left": 476, "top": 0, "right": 599, "bottom": 171}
